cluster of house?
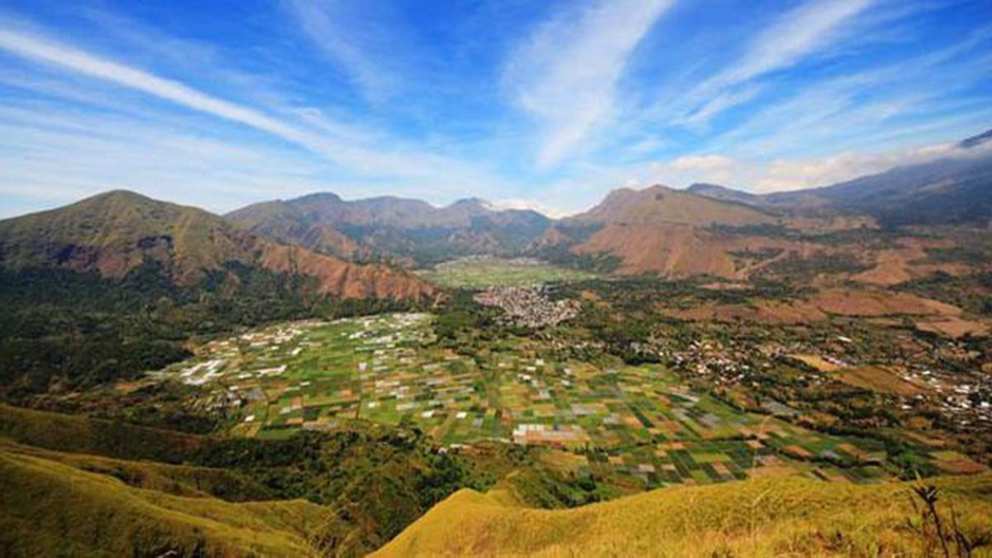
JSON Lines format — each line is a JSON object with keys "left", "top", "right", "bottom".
{"left": 656, "top": 329, "right": 992, "bottom": 433}
{"left": 474, "top": 286, "right": 581, "bottom": 328}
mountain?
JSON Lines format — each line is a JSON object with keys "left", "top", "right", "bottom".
{"left": 688, "top": 128, "right": 992, "bottom": 227}
{"left": 960, "top": 128, "right": 992, "bottom": 149}
{"left": 686, "top": 182, "right": 770, "bottom": 207}
{"left": 568, "top": 184, "right": 778, "bottom": 227}
{"left": 227, "top": 192, "right": 553, "bottom": 266}
{"left": 0, "top": 190, "right": 435, "bottom": 300}
{"left": 373, "top": 473, "right": 992, "bottom": 557}
{"left": 766, "top": 143, "right": 992, "bottom": 227}
{"left": 529, "top": 185, "right": 788, "bottom": 277}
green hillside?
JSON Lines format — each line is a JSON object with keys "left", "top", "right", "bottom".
{"left": 0, "top": 441, "right": 333, "bottom": 558}
{"left": 0, "top": 404, "right": 499, "bottom": 557}
{"left": 0, "top": 190, "right": 255, "bottom": 283}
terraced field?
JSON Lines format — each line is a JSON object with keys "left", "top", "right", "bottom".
{"left": 157, "top": 313, "right": 929, "bottom": 488}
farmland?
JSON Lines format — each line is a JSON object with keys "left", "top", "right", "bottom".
{"left": 159, "top": 312, "right": 927, "bottom": 489}
{"left": 418, "top": 256, "right": 597, "bottom": 288}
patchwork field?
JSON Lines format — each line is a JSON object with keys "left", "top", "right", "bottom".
{"left": 418, "top": 257, "right": 596, "bottom": 288}
{"left": 155, "top": 313, "right": 944, "bottom": 489}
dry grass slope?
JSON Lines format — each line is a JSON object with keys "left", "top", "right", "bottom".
{"left": 373, "top": 474, "right": 992, "bottom": 557}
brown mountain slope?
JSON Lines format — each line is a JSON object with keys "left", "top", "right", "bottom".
{"left": 570, "top": 184, "right": 779, "bottom": 227}
{"left": 0, "top": 190, "right": 435, "bottom": 300}
{"left": 543, "top": 185, "right": 792, "bottom": 277}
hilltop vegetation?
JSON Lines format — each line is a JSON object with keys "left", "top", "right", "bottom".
{"left": 375, "top": 473, "right": 992, "bottom": 557}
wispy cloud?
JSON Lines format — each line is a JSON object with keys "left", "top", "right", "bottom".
{"left": 677, "top": 0, "right": 875, "bottom": 125}
{"left": 503, "top": 0, "right": 674, "bottom": 169}
{"left": 0, "top": 28, "right": 322, "bottom": 150}
{"left": 704, "top": 27, "right": 992, "bottom": 159}
{"left": 0, "top": 26, "right": 511, "bottom": 200}
{"left": 284, "top": 0, "right": 405, "bottom": 103}
{"left": 1, "top": 1, "right": 989, "bottom": 219}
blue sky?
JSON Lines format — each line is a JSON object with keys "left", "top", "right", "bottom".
{"left": 0, "top": 0, "right": 990, "bottom": 218}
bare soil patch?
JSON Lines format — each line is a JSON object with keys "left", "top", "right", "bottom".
{"left": 834, "top": 365, "right": 926, "bottom": 397}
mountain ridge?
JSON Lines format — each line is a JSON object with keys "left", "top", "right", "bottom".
{"left": 0, "top": 189, "right": 436, "bottom": 300}
{"left": 686, "top": 127, "right": 992, "bottom": 226}
{"left": 227, "top": 191, "right": 553, "bottom": 265}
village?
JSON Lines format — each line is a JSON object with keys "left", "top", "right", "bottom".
{"left": 474, "top": 285, "right": 581, "bottom": 328}
{"left": 152, "top": 309, "right": 984, "bottom": 488}
{"left": 641, "top": 319, "right": 992, "bottom": 464}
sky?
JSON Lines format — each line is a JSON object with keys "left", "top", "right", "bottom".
{"left": 0, "top": 0, "right": 990, "bottom": 219}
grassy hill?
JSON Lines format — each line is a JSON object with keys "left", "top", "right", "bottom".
{"left": 0, "top": 440, "right": 333, "bottom": 557}
{"left": 374, "top": 473, "right": 992, "bottom": 557}
{"left": 0, "top": 404, "right": 502, "bottom": 557}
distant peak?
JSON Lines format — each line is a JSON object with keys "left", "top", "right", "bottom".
{"left": 91, "top": 189, "right": 150, "bottom": 201}
{"left": 687, "top": 183, "right": 727, "bottom": 191}
{"left": 449, "top": 197, "right": 494, "bottom": 210}
{"left": 75, "top": 189, "right": 163, "bottom": 209}
{"left": 294, "top": 192, "right": 342, "bottom": 203}
{"left": 959, "top": 128, "right": 992, "bottom": 149}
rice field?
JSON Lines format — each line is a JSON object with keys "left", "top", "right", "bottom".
{"left": 159, "top": 313, "right": 911, "bottom": 488}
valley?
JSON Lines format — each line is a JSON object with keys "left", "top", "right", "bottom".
{"left": 156, "top": 312, "right": 903, "bottom": 488}
{"left": 1, "top": 132, "right": 991, "bottom": 557}
{"left": 3, "top": 3, "right": 992, "bottom": 555}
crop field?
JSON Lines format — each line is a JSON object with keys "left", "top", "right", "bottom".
{"left": 418, "top": 257, "right": 596, "bottom": 288}
{"left": 159, "top": 313, "right": 914, "bottom": 488}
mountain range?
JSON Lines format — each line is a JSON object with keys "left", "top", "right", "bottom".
{"left": 1, "top": 127, "right": 990, "bottom": 296}
{"left": 689, "top": 128, "right": 992, "bottom": 227}
{"left": 226, "top": 193, "right": 551, "bottom": 266}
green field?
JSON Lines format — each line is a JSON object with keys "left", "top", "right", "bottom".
{"left": 418, "top": 257, "right": 596, "bottom": 288}
{"left": 157, "top": 313, "right": 917, "bottom": 489}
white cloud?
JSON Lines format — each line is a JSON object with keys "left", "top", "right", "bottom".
{"left": 708, "top": 0, "right": 873, "bottom": 90}
{"left": 670, "top": 154, "right": 735, "bottom": 172}
{"left": 490, "top": 198, "right": 569, "bottom": 219}
{"left": 703, "top": 30, "right": 992, "bottom": 160}
{"left": 678, "top": 0, "right": 874, "bottom": 125}
{"left": 678, "top": 85, "right": 763, "bottom": 127}
{"left": 504, "top": 0, "right": 674, "bottom": 169}
{"left": 752, "top": 139, "right": 992, "bottom": 192}
{"left": 0, "top": 26, "right": 515, "bottom": 205}
{"left": 0, "top": 28, "right": 328, "bottom": 152}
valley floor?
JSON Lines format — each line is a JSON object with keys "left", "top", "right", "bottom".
{"left": 155, "top": 312, "right": 976, "bottom": 492}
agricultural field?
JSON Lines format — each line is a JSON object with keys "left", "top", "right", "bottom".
{"left": 418, "top": 256, "right": 596, "bottom": 288}
{"left": 158, "top": 313, "right": 920, "bottom": 489}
